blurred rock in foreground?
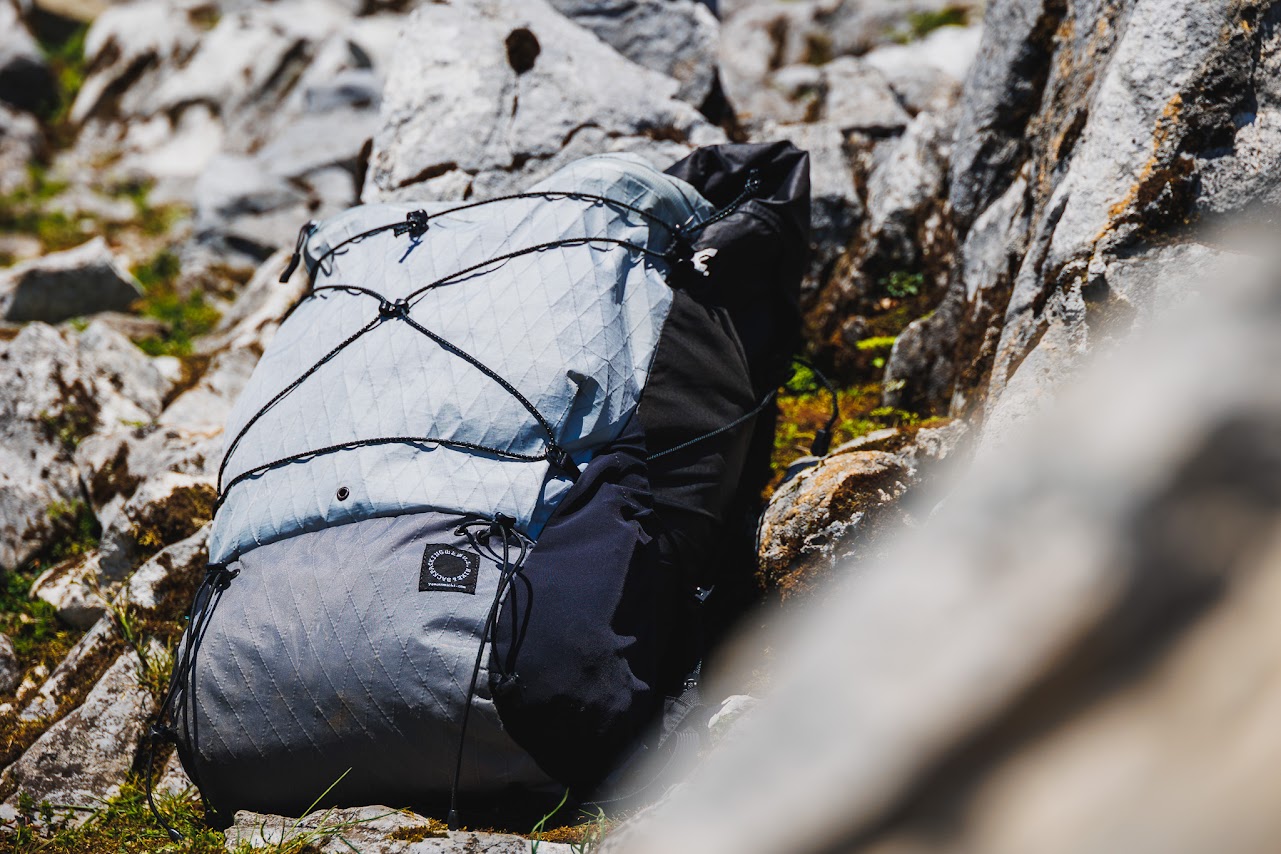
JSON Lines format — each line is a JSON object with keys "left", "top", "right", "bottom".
{"left": 603, "top": 257, "right": 1281, "bottom": 854}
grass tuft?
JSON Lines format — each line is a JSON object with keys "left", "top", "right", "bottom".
{"left": 132, "top": 251, "right": 221, "bottom": 357}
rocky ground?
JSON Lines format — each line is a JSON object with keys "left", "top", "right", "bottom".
{"left": 0, "top": 0, "right": 1277, "bottom": 850}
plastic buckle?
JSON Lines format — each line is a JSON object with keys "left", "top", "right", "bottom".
{"left": 379, "top": 298, "right": 411, "bottom": 319}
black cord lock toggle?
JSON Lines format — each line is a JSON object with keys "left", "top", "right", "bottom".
{"left": 379, "top": 298, "right": 411, "bottom": 319}
{"left": 666, "top": 233, "right": 695, "bottom": 271}
{"left": 393, "top": 210, "right": 430, "bottom": 239}
{"left": 206, "top": 563, "right": 240, "bottom": 592}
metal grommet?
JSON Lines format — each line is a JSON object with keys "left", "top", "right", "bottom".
{"left": 336, "top": 487, "right": 350, "bottom": 501}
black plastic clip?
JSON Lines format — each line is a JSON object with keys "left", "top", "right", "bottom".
{"left": 379, "top": 298, "right": 411, "bottom": 319}
{"left": 393, "top": 210, "right": 430, "bottom": 239}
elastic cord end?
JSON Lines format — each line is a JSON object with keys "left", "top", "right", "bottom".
{"left": 279, "top": 252, "right": 301, "bottom": 283}
{"left": 811, "top": 429, "right": 832, "bottom": 457}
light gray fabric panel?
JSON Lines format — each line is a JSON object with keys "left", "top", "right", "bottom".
{"left": 179, "top": 512, "right": 555, "bottom": 814}
{"left": 210, "top": 154, "right": 713, "bottom": 564}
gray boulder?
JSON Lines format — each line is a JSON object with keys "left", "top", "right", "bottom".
{"left": 0, "top": 238, "right": 142, "bottom": 323}
{"left": 757, "top": 450, "right": 912, "bottom": 594}
{"left": 0, "top": 0, "right": 55, "bottom": 114}
{"left": 363, "top": 0, "right": 723, "bottom": 203}
{"left": 122, "top": 523, "right": 209, "bottom": 614}
{"left": 1, "top": 650, "right": 154, "bottom": 824}
{"left": 549, "top": 0, "right": 720, "bottom": 109}
{"left": 225, "top": 804, "right": 573, "bottom": 852}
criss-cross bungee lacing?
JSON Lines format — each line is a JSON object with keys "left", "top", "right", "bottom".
{"left": 146, "top": 172, "right": 841, "bottom": 838}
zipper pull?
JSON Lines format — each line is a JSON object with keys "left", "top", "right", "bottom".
{"left": 392, "top": 209, "right": 430, "bottom": 239}
{"left": 279, "top": 220, "right": 318, "bottom": 283}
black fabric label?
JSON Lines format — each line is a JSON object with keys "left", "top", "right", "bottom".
{"left": 419, "top": 544, "right": 479, "bottom": 594}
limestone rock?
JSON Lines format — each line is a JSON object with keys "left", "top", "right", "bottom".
{"left": 225, "top": 805, "right": 573, "bottom": 852}
{"left": 68, "top": 1, "right": 394, "bottom": 260}
{"left": 19, "top": 615, "right": 117, "bottom": 722}
{"left": 96, "top": 470, "right": 215, "bottom": 583}
{"left": 157, "top": 345, "right": 258, "bottom": 435}
{"left": 821, "top": 57, "right": 911, "bottom": 133}
{"left": 549, "top": 0, "right": 720, "bottom": 108}
{"left": 123, "top": 523, "right": 209, "bottom": 614}
{"left": 0, "top": 323, "right": 142, "bottom": 573}
{"left": 363, "top": 0, "right": 723, "bottom": 203}
{"left": 864, "top": 110, "right": 954, "bottom": 263}
{"left": 806, "top": 109, "right": 956, "bottom": 370}
{"left": 757, "top": 450, "right": 912, "bottom": 594}
{"left": 0, "top": 633, "right": 18, "bottom": 695}
{"left": 29, "top": 551, "right": 108, "bottom": 630}
{"left": 154, "top": 750, "right": 193, "bottom": 798}
{"left": 0, "top": 103, "right": 40, "bottom": 194}
{"left": 861, "top": 26, "right": 980, "bottom": 115}
{"left": 76, "top": 319, "right": 173, "bottom": 419}
{"left": 898, "top": 0, "right": 1281, "bottom": 421}
{"left": 718, "top": 0, "right": 980, "bottom": 125}
{"left": 2, "top": 650, "right": 154, "bottom": 824}
{"left": 0, "top": 238, "right": 142, "bottom": 323}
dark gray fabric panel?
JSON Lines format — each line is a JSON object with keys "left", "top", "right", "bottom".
{"left": 175, "top": 511, "right": 556, "bottom": 817}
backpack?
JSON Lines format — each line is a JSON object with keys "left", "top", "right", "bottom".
{"left": 152, "top": 142, "right": 810, "bottom": 830}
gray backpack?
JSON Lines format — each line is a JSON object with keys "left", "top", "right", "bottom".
{"left": 149, "top": 143, "right": 811, "bottom": 833}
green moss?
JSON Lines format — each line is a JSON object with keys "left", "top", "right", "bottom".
{"left": 0, "top": 167, "right": 88, "bottom": 253}
{"left": 855, "top": 335, "right": 898, "bottom": 352}
{"left": 893, "top": 7, "right": 970, "bottom": 43}
{"left": 132, "top": 251, "right": 222, "bottom": 356}
{"left": 0, "top": 573, "right": 74, "bottom": 676}
{"left": 881, "top": 271, "right": 924, "bottom": 300}
{"left": 43, "top": 501, "right": 100, "bottom": 565}
{"left": 2, "top": 782, "right": 230, "bottom": 853}
{"left": 36, "top": 25, "right": 89, "bottom": 141}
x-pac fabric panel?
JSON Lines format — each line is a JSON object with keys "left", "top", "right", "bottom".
{"left": 209, "top": 155, "right": 714, "bottom": 565}
{"left": 177, "top": 510, "right": 558, "bottom": 817}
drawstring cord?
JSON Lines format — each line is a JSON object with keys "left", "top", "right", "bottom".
{"left": 145, "top": 563, "right": 240, "bottom": 843}
{"left": 447, "top": 516, "right": 532, "bottom": 830}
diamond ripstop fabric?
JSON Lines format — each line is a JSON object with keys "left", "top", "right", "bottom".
{"left": 209, "top": 154, "right": 715, "bottom": 565}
